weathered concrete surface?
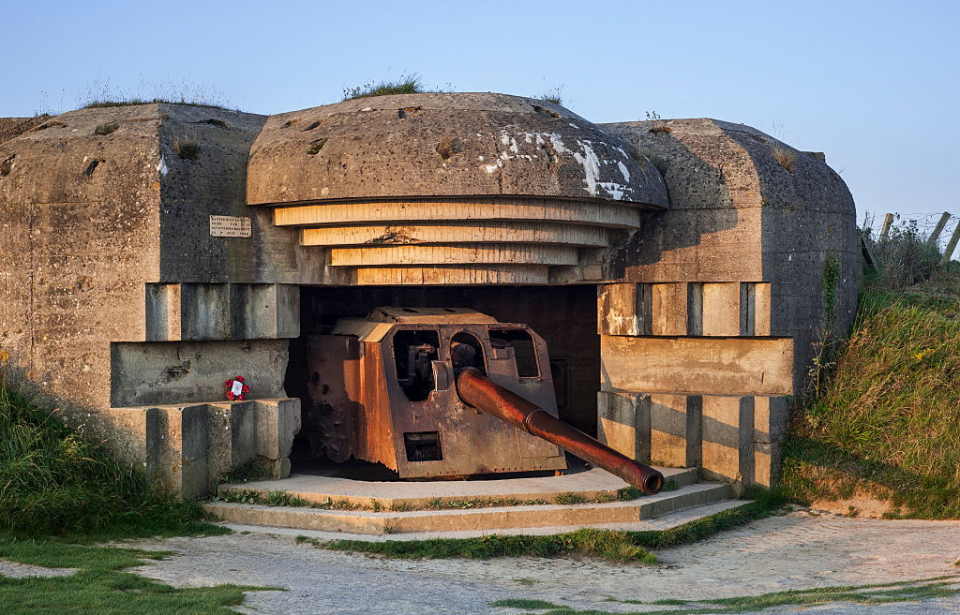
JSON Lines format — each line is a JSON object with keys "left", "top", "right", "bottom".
{"left": 600, "top": 335, "right": 793, "bottom": 397}
{"left": 204, "top": 482, "right": 730, "bottom": 534}
{"left": 110, "top": 339, "right": 289, "bottom": 407}
{"left": 603, "top": 119, "right": 858, "bottom": 386}
{"left": 155, "top": 104, "right": 325, "bottom": 286}
{"left": 0, "top": 116, "right": 49, "bottom": 145}
{"left": 300, "top": 221, "right": 611, "bottom": 248}
{"left": 594, "top": 119, "right": 854, "bottom": 487}
{"left": 247, "top": 93, "right": 668, "bottom": 207}
{"left": 113, "top": 398, "right": 300, "bottom": 496}
{"left": 271, "top": 196, "right": 646, "bottom": 284}
{"left": 0, "top": 104, "right": 305, "bottom": 494}
{"left": 0, "top": 104, "right": 165, "bottom": 442}
{"left": 217, "top": 466, "right": 698, "bottom": 510}
{"left": 598, "top": 389, "right": 789, "bottom": 484}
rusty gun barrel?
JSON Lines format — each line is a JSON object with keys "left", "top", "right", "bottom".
{"left": 455, "top": 367, "right": 665, "bottom": 494}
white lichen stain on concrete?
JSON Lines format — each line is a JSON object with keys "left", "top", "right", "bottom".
{"left": 572, "top": 141, "right": 601, "bottom": 197}
{"left": 598, "top": 182, "right": 627, "bottom": 200}
{"left": 481, "top": 130, "right": 638, "bottom": 199}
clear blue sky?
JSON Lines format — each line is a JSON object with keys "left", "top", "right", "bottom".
{"left": 3, "top": 0, "right": 957, "bottom": 226}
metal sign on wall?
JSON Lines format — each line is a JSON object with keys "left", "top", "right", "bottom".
{"left": 209, "top": 215, "right": 252, "bottom": 238}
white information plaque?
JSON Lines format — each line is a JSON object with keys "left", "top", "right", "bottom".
{"left": 210, "top": 215, "right": 252, "bottom": 238}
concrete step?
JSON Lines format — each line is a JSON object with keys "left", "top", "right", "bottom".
{"left": 215, "top": 466, "right": 700, "bottom": 510}
{"left": 203, "top": 481, "right": 733, "bottom": 535}
{"left": 219, "top": 499, "right": 750, "bottom": 542}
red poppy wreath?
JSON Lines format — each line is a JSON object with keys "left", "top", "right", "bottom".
{"left": 225, "top": 375, "right": 250, "bottom": 401}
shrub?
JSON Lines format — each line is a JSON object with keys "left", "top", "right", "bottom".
{"left": 863, "top": 219, "right": 942, "bottom": 290}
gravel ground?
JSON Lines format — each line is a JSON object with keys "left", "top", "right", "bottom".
{"left": 0, "top": 560, "right": 76, "bottom": 579}
{"left": 112, "top": 511, "right": 960, "bottom": 614}
{"left": 3, "top": 511, "right": 959, "bottom": 614}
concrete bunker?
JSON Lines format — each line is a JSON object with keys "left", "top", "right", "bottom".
{"left": 0, "top": 93, "right": 858, "bottom": 499}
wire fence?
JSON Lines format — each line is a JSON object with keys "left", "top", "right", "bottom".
{"left": 862, "top": 211, "right": 960, "bottom": 262}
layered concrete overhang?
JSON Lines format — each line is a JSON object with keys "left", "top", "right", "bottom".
{"left": 246, "top": 93, "right": 668, "bottom": 205}
{"left": 245, "top": 93, "right": 669, "bottom": 284}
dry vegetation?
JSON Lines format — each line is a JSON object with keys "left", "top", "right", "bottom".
{"left": 173, "top": 138, "right": 200, "bottom": 160}
{"left": 772, "top": 143, "right": 795, "bottom": 171}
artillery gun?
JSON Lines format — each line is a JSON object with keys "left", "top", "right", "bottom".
{"left": 301, "top": 307, "right": 663, "bottom": 494}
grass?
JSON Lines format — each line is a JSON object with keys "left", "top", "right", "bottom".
{"left": 306, "top": 487, "right": 787, "bottom": 562}
{"left": 534, "top": 86, "right": 564, "bottom": 105}
{"left": 306, "top": 137, "right": 328, "bottom": 155}
{"left": 78, "top": 78, "right": 231, "bottom": 111}
{"left": 780, "top": 261, "right": 960, "bottom": 518}
{"left": 93, "top": 122, "right": 119, "bottom": 136}
{"left": 0, "top": 536, "right": 170, "bottom": 570}
{"left": 865, "top": 218, "right": 943, "bottom": 289}
{"left": 215, "top": 489, "right": 355, "bottom": 510}
{"left": 495, "top": 576, "right": 960, "bottom": 614}
{"left": 0, "top": 384, "right": 218, "bottom": 539}
{"left": 554, "top": 492, "right": 588, "bottom": 505}
{"left": 342, "top": 73, "right": 428, "bottom": 100}
{"left": 0, "top": 539, "right": 272, "bottom": 615}
{"left": 0, "top": 571, "right": 265, "bottom": 615}
{"left": 83, "top": 99, "right": 227, "bottom": 109}
{"left": 303, "top": 528, "right": 658, "bottom": 564}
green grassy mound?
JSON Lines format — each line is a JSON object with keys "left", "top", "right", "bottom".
{"left": 780, "top": 267, "right": 960, "bottom": 518}
{"left": 0, "top": 386, "right": 214, "bottom": 538}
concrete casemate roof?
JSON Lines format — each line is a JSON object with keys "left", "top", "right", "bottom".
{"left": 246, "top": 92, "right": 669, "bottom": 208}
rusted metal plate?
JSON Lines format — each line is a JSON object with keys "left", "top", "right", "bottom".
{"left": 303, "top": 335, "right": 360, "bottom": 462}
{"left": 305, "top": 311, "right": 568, "bottom": 478}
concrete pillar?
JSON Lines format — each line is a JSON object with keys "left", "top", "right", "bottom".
{"left": 255, "top": 398, "right": 302, "bottom": 479}
{"left": 597, "top": 391, "right": 650, "bottom": 461}
{"left": 700, "top": 396, "right": 753, "bottom": 483}
{"left": 651, "top": 283, "right": 687, "bottom": 335}
{"left": 702, "top": 283, "right": 741, "bottom": 336}
{"left": 649, "top": 394, "right": 701, "bottom": 468}
{"left": 752, "top": 396, "right": 791, "bottom": 487}
{"left": 597, "top": 283, "right": 651, "bottom": 336}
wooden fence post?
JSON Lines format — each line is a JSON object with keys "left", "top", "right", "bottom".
{"left": 941, "top": 221, "right": 960, "bottom": 266}
{"left": 879, "top": 213, "right": 895, "bottom": 241}
{"left": 928, "top": 212, "right": 951, "bottom": 245}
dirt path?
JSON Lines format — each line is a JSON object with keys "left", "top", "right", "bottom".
{"left": 121, "top": 511, "right": 960, "bottom": 614}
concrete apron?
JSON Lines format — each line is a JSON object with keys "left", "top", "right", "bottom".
{"left": 203, "top": 466, "right": 739, "bottom": 536}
